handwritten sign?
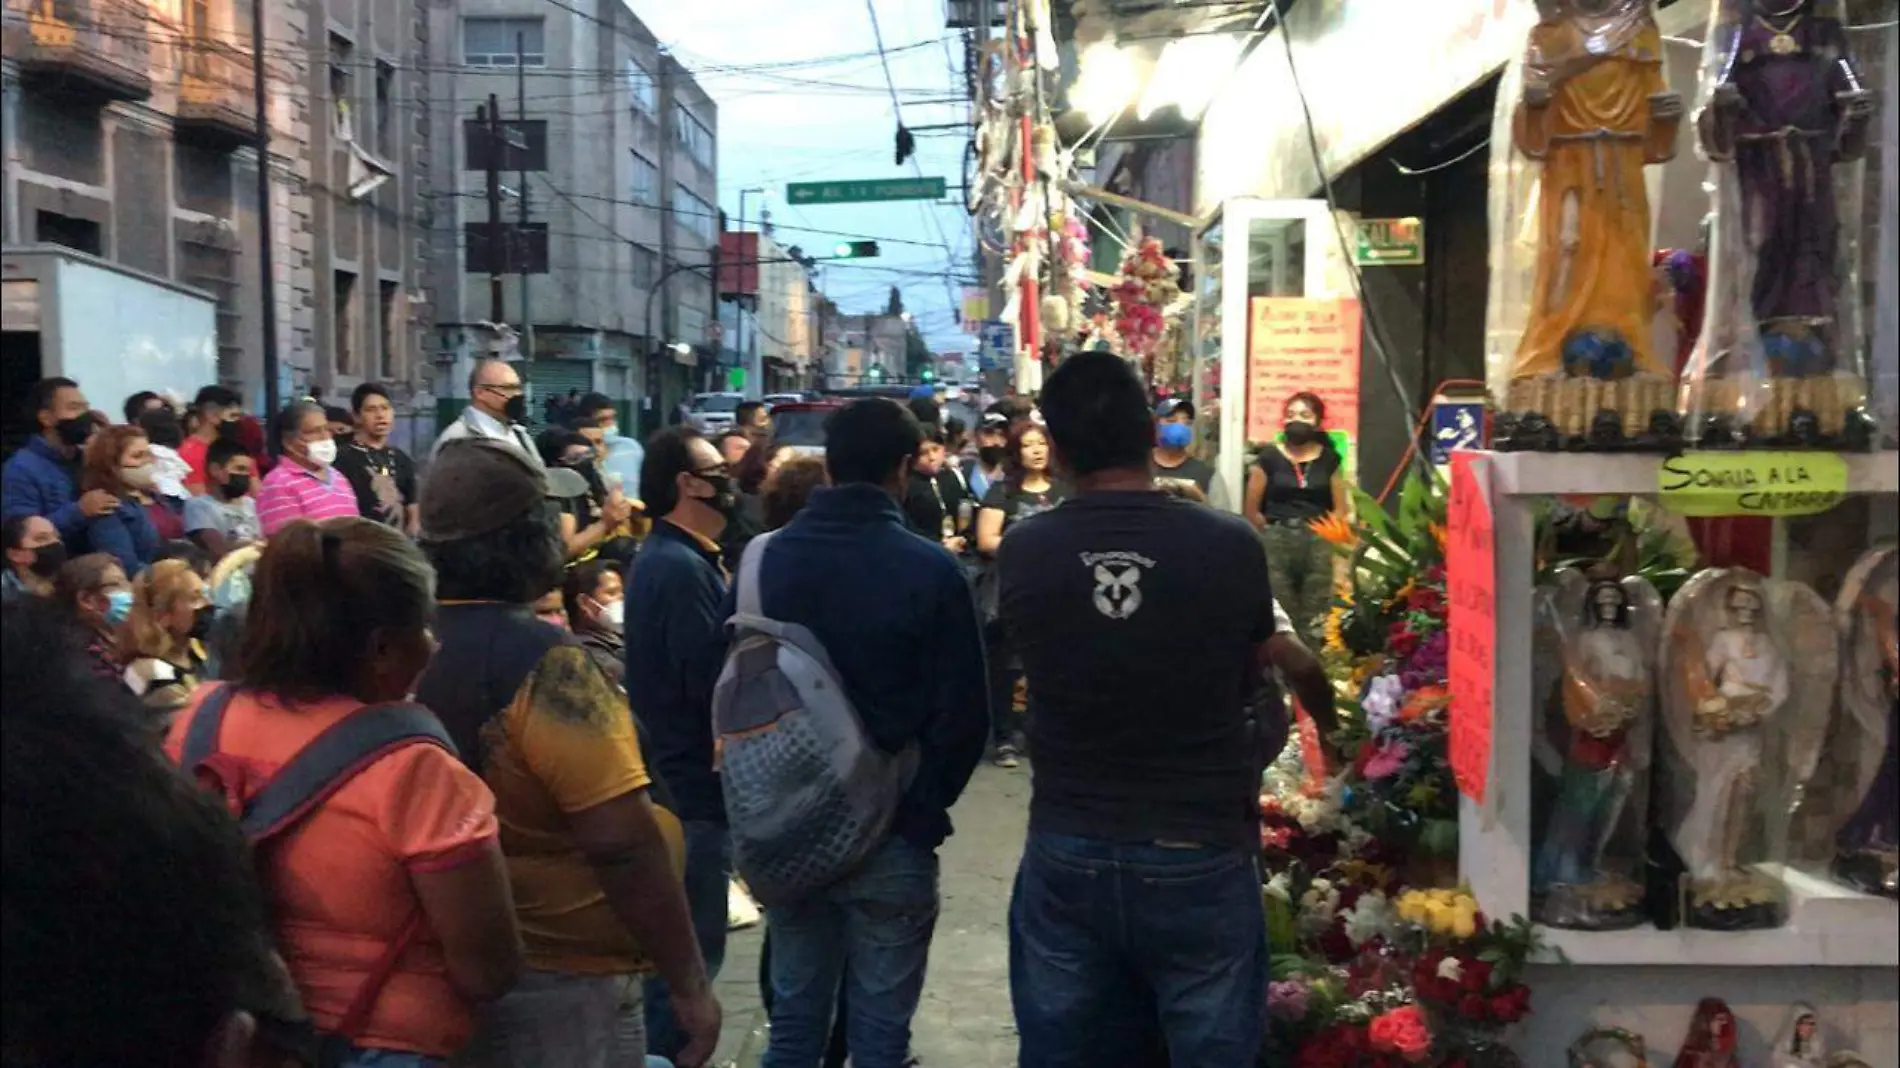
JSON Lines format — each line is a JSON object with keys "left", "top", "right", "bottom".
{"left": 1658, "top": 451, "right": 1848, "bottom": 518}
{"left": 1246, "top": 297, "right": 1363, "bottom": 453}
{"left": 1446, "top": 450, "right": 1496, "bottom": 805}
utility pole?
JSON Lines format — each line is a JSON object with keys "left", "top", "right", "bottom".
{"left": 515, "top": 34, "right": 534, "bottom": 364}
{"left": 480, "top": 96, "right": 505, "bottom": 331}
{"left": 251, "top": 0, "right": 279, "bottom": 414}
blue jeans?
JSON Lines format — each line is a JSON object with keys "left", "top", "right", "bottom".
{"left": 643, "top": 820, "right": 733, "bottom": 1061}
{"left": 761, "top": 837, "right": 940, "bottom": 1068}
{"left": 1009, "top": 831, "right": 1267, "bottom": 1068}
{"left": 339, "top": 1051, "right": 444, "bottom": 1068}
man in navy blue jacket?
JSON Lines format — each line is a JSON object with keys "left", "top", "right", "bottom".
{"left": 745, "top": 398, "right": 989, "bottom": 1068}
{"left": 1, "top": 378, "right": 119, "bottom": 544}
{"left": 624, "top": 425, "right": 737, "bottom": 1063}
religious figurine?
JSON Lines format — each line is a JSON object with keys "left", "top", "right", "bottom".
{"left": 1830, "top": 545, "right": 1898, "bottom": 896}
{"left": 1681, "top": 0, "right": 1876, "bottom": 448}
{"left": 1771, "top": 1004, "right": 1828, "bottom": 1068}
{"left": 1659, "top": 568, "right": 1837, "bottom": 929}
{"left": 1532, "top": 569, "right": 1660, "bottom": 929}
{"left": 1824, "top": 1055, "right": 1873, "bottom": 1068}
{"left": 1571, "top": 1027, "right": 1650, "bottom": 1068}
{"left": 1674, "top": 1000, "right": 1740, "bottom": 1068}
{"left": 1496, "top": 0, "right": 1682, "bottom": 451}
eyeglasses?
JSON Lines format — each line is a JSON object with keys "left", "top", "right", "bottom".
{"left": 479, "top": 383, "right": 525, "bottom": 397}
{"left": 690, "top": 464, "right": 731, "bottom": 480}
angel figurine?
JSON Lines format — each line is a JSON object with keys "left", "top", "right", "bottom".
{"left": 1571, "top": 1027, "right": 1650, "bottom": 1068}
{"left": 1771, "top": 1004, "right": 1827, "bottom": 1068}
{"left": 1674, "top": 998, "right": 1740, "bottom": 1068}
{"left": 1533, "top": 569, "right": 1660, "bottom": 929}
{"left": 1660, "top": 568, "right": 1838, "bottom": 929}
{"left": 1831, "top": 545, "right": 1898, "bottom": 896}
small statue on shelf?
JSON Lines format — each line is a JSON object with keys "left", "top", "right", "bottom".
{"left": 1571, "top": 1026, "right": 1650, "bottom": 1067}
{"left": 1660, "top": 568, "right": 1838, "bottom": 929}
{"left": 1823, "top": 1055, "right": 1873, "bottom": 1068}
{"left": 1830, "top": 545, "right": 1898, "bottom": 896}
{"left": 1532, "top": 570, "right": 1660, "bottom": 929}
{"left": 1682, "top": 0, "right": 1877, "bottom": 448}
{"left": 1770, "top": 1003, "right": 1827, "bottom": 1068}
{"left": 1496, "top": 0, "right": 1683, "bottom": 452}
{"left": 1674, "top": 998, "right": 1740, "bottom": 1068}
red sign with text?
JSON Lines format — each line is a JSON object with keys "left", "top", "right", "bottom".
{"left": 1446, "top": 450, "right": 1496, "bottom": 804}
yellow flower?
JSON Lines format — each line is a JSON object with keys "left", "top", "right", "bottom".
{"left": 1450, "top": 906, "right": 1478, "bottom": 940}
{"left": 1425, "top": 902, "right": 1454, "bottom": 933}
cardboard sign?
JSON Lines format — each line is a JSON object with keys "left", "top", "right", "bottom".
{"left": 1658, "top": 451, "right": 1848, "bottom": 518}
{"left": 1446, "top": 450, "right": 1496, "bottom": 805}
{"left": 1245, "top": 298, "right": 1363, "bottom": 452}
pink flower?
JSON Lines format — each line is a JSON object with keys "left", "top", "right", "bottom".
{"left": 1362, "top": 740, "right": 1412, "bottom": 780}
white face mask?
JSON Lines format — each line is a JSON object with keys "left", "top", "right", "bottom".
{"left": 598, "top": 598, "right": 626, "bottom": 626}
{"left": 121, "top": 463, "right": 158, "bottom": 490}
{"left": 305, "top": 438, "right": 338, "bottom": 466}
{"left": 600, "top": 423, "right": 619, "bottom": 439}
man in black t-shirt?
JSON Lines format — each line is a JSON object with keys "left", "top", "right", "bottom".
{"left": 997, "top": 352, "right": 1340, "bottom": 1068}
{"left": 333, "top": 382, "right": 418, "bottom": 534}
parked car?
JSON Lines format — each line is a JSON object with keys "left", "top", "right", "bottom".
{"left": 762, "top": 393, "right": 806, "bottom": 410}
{"left": 767, "top": 400, "right": 843, "bottom": 457}
{"left": 686, "top": 391, "right": 743, "bottom": 434}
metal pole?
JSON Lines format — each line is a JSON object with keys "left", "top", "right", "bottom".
{"left": 251, "top": 0, "right": 279, "bottom": 414}
{"left": 515, "top": 34, "right": 533, "bottom": 364}
{"left": 483, "top": 95, "right": 505, "bottom": 328}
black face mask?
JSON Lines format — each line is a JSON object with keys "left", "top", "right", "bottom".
{"left": 27, "top": 542, "right": 67, "bottom": 578}
{"left": 502, "top": 395, "right": 529, "bottom": 424}
{"left": 1283, "top": 421, "right": 1322, "bottom": 447}
{"left": 54, "top": 417, "right": 94, "bottom": 448}
{"left": 221, "top": 473, "right": 253, "bottom": 499}
{"left": 216, "top": 419, "right": 244, "bottom": 443}
{"left": 978, "top": 445, "right": 1008, "bottom": 468}
{"left": 698, "top": 473, "right": 740, "bottom": 517}
{"left": 189, "top": 604, "right": 217, "bottom": 641}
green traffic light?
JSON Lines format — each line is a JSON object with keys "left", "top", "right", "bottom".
{"left": 831, "top": 241, "right": 880, "bottom": 259}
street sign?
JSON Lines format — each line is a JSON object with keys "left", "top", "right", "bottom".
{"left": 978, "top": 320, "right": 1014, "bottom": 370}
{"left": 787, "top": 177, "right": 948, "bottom": 206}
{"left": 1353, "top": 217, "right": 1425, "bottom": 267}
{"left": 1430, "top": 400, "right": 1486, "bottom": 465}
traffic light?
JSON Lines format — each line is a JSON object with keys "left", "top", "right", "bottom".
{"left": 832, "top": 241, "right": 881, "bottom": 259}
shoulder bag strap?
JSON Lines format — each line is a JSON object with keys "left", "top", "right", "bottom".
{"left": 735, "top": 530, "right": 776, "bottom": 620}
{"left": 178, "top": 682, "right": 239, "bottom": 772}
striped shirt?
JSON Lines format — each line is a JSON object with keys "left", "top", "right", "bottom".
{"left": 256, "top": 461, "right": 361, "bottom": 536}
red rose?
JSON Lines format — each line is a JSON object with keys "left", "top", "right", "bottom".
{"left": 1387, "top": 624, "right": 1422, "bottom": 659}
{"left": 1407, "top": 586, "right": 1445, "bottom": 614}
{"left": 1368, "top": 1005, "right": 1433, "bottom": 1064}
{"left": 1489, "top": 985, "right": 1533, "bottom": 1024}
{"left": 1460, "top": 958, "right": 1494, "bottom": 993}
{"left": 1458, "top": 993, "right": 1490, "bottom": 1023}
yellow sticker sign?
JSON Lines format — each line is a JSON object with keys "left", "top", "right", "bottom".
{"left": 1658, "top": 451, "right": 1848, "bottom": 517}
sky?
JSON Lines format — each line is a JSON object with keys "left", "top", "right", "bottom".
{"left": 631, "top": 0, "right": 977, "bottom": 355}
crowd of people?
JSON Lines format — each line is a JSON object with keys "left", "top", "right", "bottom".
{"left": 3, "top": 354, "right": 1345, "bottom": 1068}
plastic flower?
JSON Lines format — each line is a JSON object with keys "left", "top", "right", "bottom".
{"left": 1298, "top": 878, "right": 1341, "bottom": 936}
{"left": 1436, "top": 956, "right": 1464, "bottom": 983}
{"left": 1369, "top": 1005, "right": 1433, "bottom": 1064}
{"left": 1265, "top": 871, "right": 1295, "bottom": 904}
{"left": 1362, "top": 740, "right": 1411, "bottom": 781}
{"left": 1342, "top": 889, "right": 1395, "bottom": 947}
{"left": 1268, "top": 979, "right": 1311, "bottom": 1021}
{"left": 1311, "top": 512, "right": 1357, "bottom": 548}
{"left": 1361, "top": 673, "right": 1406, "bottom": 734}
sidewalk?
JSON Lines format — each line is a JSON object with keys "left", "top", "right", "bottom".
{"left": 715, "top": 763, "right": 1029, "bottom": 1067}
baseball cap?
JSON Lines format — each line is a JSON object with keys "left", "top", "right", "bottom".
{"left": 1157, "top": 397, "right": 1195, "bottom": 420}
{"left": 419, "top": 438, "right": 587, "bottom": 542}
{"left": 980, "top": 412, "right": 1009, "bottom": 431}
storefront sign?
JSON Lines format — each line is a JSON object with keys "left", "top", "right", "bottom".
{"left": 1446, "top": 450, "right": 1495, "bottom": 805}
{"left": 1353, "top": 217, "right": 1425, "bottom": 266}
{"left": 1244, "top": 297, "right": 1362, "bottom": 449}
{"left": 1657, "top": 451, "right": 1848, "bottom": 518}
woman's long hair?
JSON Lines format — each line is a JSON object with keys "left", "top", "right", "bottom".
{"left": 1004, "top": 424, "right": 1050, "bottom": 486}
{"left": 118, "top": 559, "right": 198, "bottom": 665}
{"left": 80, "top": 425, "right": 148, "bottom": 495}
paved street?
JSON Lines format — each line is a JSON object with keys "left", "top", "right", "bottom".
{"left": 716, "top": 763, "right": 1030, "bottom": 1067}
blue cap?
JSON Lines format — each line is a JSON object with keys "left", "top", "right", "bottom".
{"left": 908, "top": 383, "right": 937, "bottom": 400}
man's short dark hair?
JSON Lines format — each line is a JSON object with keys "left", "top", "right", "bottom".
{"left": 122, "top": 390, "right": 162, "bottom": 424}
{"left": 351, "top": 381, "right": 392, "bottom": 412}
{"left": 27, "top": 376, "right": 77, "bottom": 417}
{"left": 137, "top": 405, "right": 185, "bottom": 449}
{"left": 2, "top": 514, "right": 34, "bottom": 550}
{"left": 1038, "top": 350, "right": 1154, "bottom": 478}
{"left": 577, "top": 392, "right": 615, "bottom": 422}
{"left": 639, "top": 426, "right": 705, "bottom": 518}
{"left": 193, "top": 384, "right": 242, "bottom": 412}
{"left": 735, "top": 400, "right": 766, "bottom": 428}
{"left": 907, "top": 396, "right": 941, "bottom": 429}
{"left": 1, "top": 598, "right": 284, "bottom": 1067}
{"left": 825, "top": 398, "right": 923, "bottom": 487}
{"left": 205, "top": 438, "right": 249, "bottom": 470}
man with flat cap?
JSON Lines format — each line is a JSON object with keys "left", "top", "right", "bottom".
{"left": 414, "top": 438, "right": 722, "bottom": 1068}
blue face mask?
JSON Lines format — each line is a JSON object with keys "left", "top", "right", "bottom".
{"left": 1158, "top": 423, "right": 1194, "bottom": 449}
{"left": 104, "top": 588, "right": 134, "bottom": 626}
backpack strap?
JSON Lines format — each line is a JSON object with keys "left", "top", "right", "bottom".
{"left": 179, "top": 682, "right": 240, "bottom": 772}
{"left": 734, "top": 530, "right": 776, "bottom": 621}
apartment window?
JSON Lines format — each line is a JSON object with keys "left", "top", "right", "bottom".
{"left": 333, "top": 270, "right": 359, "bottom": 376}
{"left": 374, "top": 61, "right": 395, "bottom": 158}
{"left": 184, "top": 0, "right": 211, "bottom": 39}
{"left": 35, "top": 211, "right": 103, "bottom": 256}
{"left": 631, "top": 244, "right": 658, "bottom": 291}
{"left": 329, "top": 33, "right": 354, "bottom": 139}
{"left": 629, "top": 151, "right": 656, "bottom": 205}
{"left": 378, "top": 279, "right": 401, "bottom": 377}
{"left": 463, "top": 17, "right": 544, "bottom": 68}
{"left": 464, "top": 222, "right": 549, "bottom": 274}
{"left": 625, "top": 59, "right": 657, "bottom": 114}
{"left": 462, "top": 118, "right": 547, "bottom": 171}
{"left": 672, "top": 183, "right": 716, "bottom": 244}
{"left": 672, "top": 104, "right": 712, "bottom": 168}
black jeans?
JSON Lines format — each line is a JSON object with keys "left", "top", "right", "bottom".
{"left": 984, "top": 618, "right": 1022, "bottom": 751}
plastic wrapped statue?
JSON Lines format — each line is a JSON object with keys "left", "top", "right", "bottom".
{"left": 1682, "top": 0, "right": 1877, "bottom": 447}
{"left": 1770, "top": 1003, "right": 1827, "bottom": 1068}
{"left": 1674, "top": 998, "right": 1740, "bottom": 1068}
{"left": 1569, "top": 1028, "right": 1650, "bottom": 1068}
{"left": 1489, "top": 0, "right": 1683, "bottom": 451}
{"left": 1531, "top": 569, "right": 1661, "bottom": 929}
{"left": 1659, "top": 568, "right": 1837, "bottom": 929}
{"left": 1830, "top": 544, "right": 1898, "bottom": 895}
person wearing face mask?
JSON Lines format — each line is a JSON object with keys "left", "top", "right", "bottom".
{"left": 118, "top": 558, "right": 211, "bottom": 724}
{"left": 2, "top": 514, "right": 66, "bottom": 602}
{"left": 537, "top": 428, "right": 637, "bottom": 566}
{"left": 54, "top": 551, "right": 134, "bottom": 680}
{"left": 255, "top": 400, "right": 361, "bottom": 538}
{"left": 563, "top": 559, "right": 628, "bottom": 687}
{"left": 1243, "top": 391, "right": 1350, "bottom": 649}
{"left": 967, "top": 411, "right": 1011, "bottom": 501}
{"left": 76, "top": 425, "right": 164, "bottom": 575}
{"left": 184, "top": 439, "right": 263, "bottom": 558}
{"left": 3, "top": 377, "right": 121, "bottom": 545}
{"left": 177, "top": 385, "right": 247, "bottom": 495}
{"left": 434, "top": 358, "right": 547, "bottom": 466}
{"left": 1152, "top": 398, "right": 1224, "bottom": 508}
{"left": 624, "top": 426, "right": 740, "bottom": 1065}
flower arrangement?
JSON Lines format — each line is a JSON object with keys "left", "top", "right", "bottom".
{"left": 1110, "top": 237, "right": 1181, "bottom": 363}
